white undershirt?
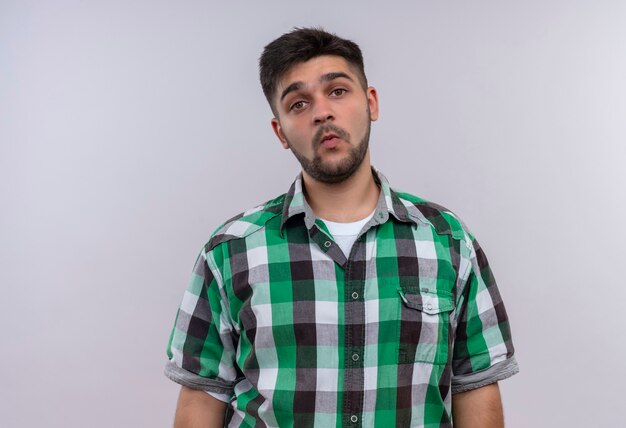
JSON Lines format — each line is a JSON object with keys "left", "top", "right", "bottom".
{"left": 320, "top": 210, "right": 376, "bottom": 258}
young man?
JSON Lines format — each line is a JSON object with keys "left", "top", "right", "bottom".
{"left": 165, "top": 28, "right": 518, "bottom": 427}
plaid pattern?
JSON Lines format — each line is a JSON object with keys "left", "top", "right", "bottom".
{"left": 165, "top": 169, "right": 518, "bottom": 427}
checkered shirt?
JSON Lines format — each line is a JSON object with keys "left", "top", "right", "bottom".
{"left": 165, "top": 169, "right": 518, "bottom": 427}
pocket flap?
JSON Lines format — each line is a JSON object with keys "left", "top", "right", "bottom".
{"left": 398, "top": 290, "right": 454, "bottom": 314}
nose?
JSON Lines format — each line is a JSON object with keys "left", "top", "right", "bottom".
{"left": 312, "top": 97, "right": 335, "bottom": 125}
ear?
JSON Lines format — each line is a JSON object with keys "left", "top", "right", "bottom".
{"left": 271, "top": 118, "right": 290, "bottom": 150}
{"left": 366, "top": 86, "right": 379, "bottom": 121}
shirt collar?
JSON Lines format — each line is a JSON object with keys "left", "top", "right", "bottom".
{"left": 280, "top": 167, "right": 432, "bottom": 233}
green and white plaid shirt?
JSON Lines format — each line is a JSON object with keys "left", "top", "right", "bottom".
{"left": 165, "top": 169, "right": 518, "bottom": 427}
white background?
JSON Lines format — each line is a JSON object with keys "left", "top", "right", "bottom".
{"left": 2, "top": 1, "right": 625, "bottom": 427}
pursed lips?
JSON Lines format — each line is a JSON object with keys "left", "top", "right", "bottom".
{"left": 313, "top": 125, "right": 350, "bottom": 149}
{"left": 320, "top": 133, "right": 340, "bottom": 148}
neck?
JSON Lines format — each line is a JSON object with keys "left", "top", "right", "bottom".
{"left": 302, "top": 153, "right": 379, "bottom": 222}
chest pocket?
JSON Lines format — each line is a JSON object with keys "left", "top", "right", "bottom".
{"left": 397, "top": 288, "right": 455, "bottom": 365}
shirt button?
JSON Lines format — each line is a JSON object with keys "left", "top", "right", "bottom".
{"left": 352, "top": 353, "right": 359, "bottom": 361}
{"left": 427, "top": 303, "right": 433, "bottom": 310}
{"left": 350, "top": 415, "right": 358, "bottom": 423}
{"left": 324, "top": 241, "right": 331, "bottom": 248}
{"left": 351, "top": 291, "right": 359, "bottom": 299}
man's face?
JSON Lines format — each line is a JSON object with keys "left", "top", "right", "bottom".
{"left": 271, "top": 55, "right": 379, "bottom": 184}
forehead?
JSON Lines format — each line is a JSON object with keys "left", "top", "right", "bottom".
{"left": 277, "top": 55, "right": 357, "bottom": 90}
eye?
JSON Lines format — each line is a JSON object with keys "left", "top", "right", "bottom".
{"left": 330, "top": 88, "right": 347, "bottom": 97}
{"left": 289, "top": 100, "right": 307, "bottom": 111}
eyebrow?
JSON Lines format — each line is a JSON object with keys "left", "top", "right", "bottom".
{"left": 279, "top": 71, "right": 354, "bottom": 102}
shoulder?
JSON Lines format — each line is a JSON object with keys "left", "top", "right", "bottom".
{"left": 393, "top": 189, "right": 474, "bottom": 243}
{"left": 204, "top": 193, "right": 286, "bottom": 253}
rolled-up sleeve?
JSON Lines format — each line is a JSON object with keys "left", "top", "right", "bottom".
{"left": 451, "top": 237, "right": 519, "bottom": 393}
{"left": 165, "top": 248, "right": 238, "bottom": 399}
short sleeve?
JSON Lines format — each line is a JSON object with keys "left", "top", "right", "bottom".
{"left": 164, "top": 248, "right": 239, "bottom": 398}
{"left": 451, "top": 237, "right": 519, "bottom": 393}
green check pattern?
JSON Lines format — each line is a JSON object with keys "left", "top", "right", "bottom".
{"left": 165, "top": 169, "right": 518, "bottom": 427}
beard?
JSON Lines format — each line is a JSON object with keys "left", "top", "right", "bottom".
{"left": 285, "top": 111, "right": 372, "bottom": 184}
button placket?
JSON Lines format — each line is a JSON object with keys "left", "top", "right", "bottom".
{"left": 343, "top": 233, "right": 366, "bottom": 424}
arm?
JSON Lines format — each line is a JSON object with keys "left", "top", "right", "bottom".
{"left": 450, "top": 235, "right": 517, "bottom": 424}
{"left": 452, "top": 382, "right": 504, "bottom": 428}
{"left": 174, "top": 386, "right": 227, "bottom": 428}
{"left": 167, "top": 248, "right": 238, "bottom": 427}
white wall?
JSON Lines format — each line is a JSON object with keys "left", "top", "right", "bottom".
{"left": 2, "top": 1, "right": 625, "bottom": 426}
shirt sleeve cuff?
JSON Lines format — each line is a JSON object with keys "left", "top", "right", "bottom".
{"left": 451, "top": 356, "right": 519, "bottom": 394}
{"left": 204, "top": 390, "right": 233, "bottom": 403}
{"left": 164, "top": 360, "right": 236, "bottom": 396}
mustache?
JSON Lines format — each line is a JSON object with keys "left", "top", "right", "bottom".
{"left": 313, "top": 124, "right": 350, "bottom": 147}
